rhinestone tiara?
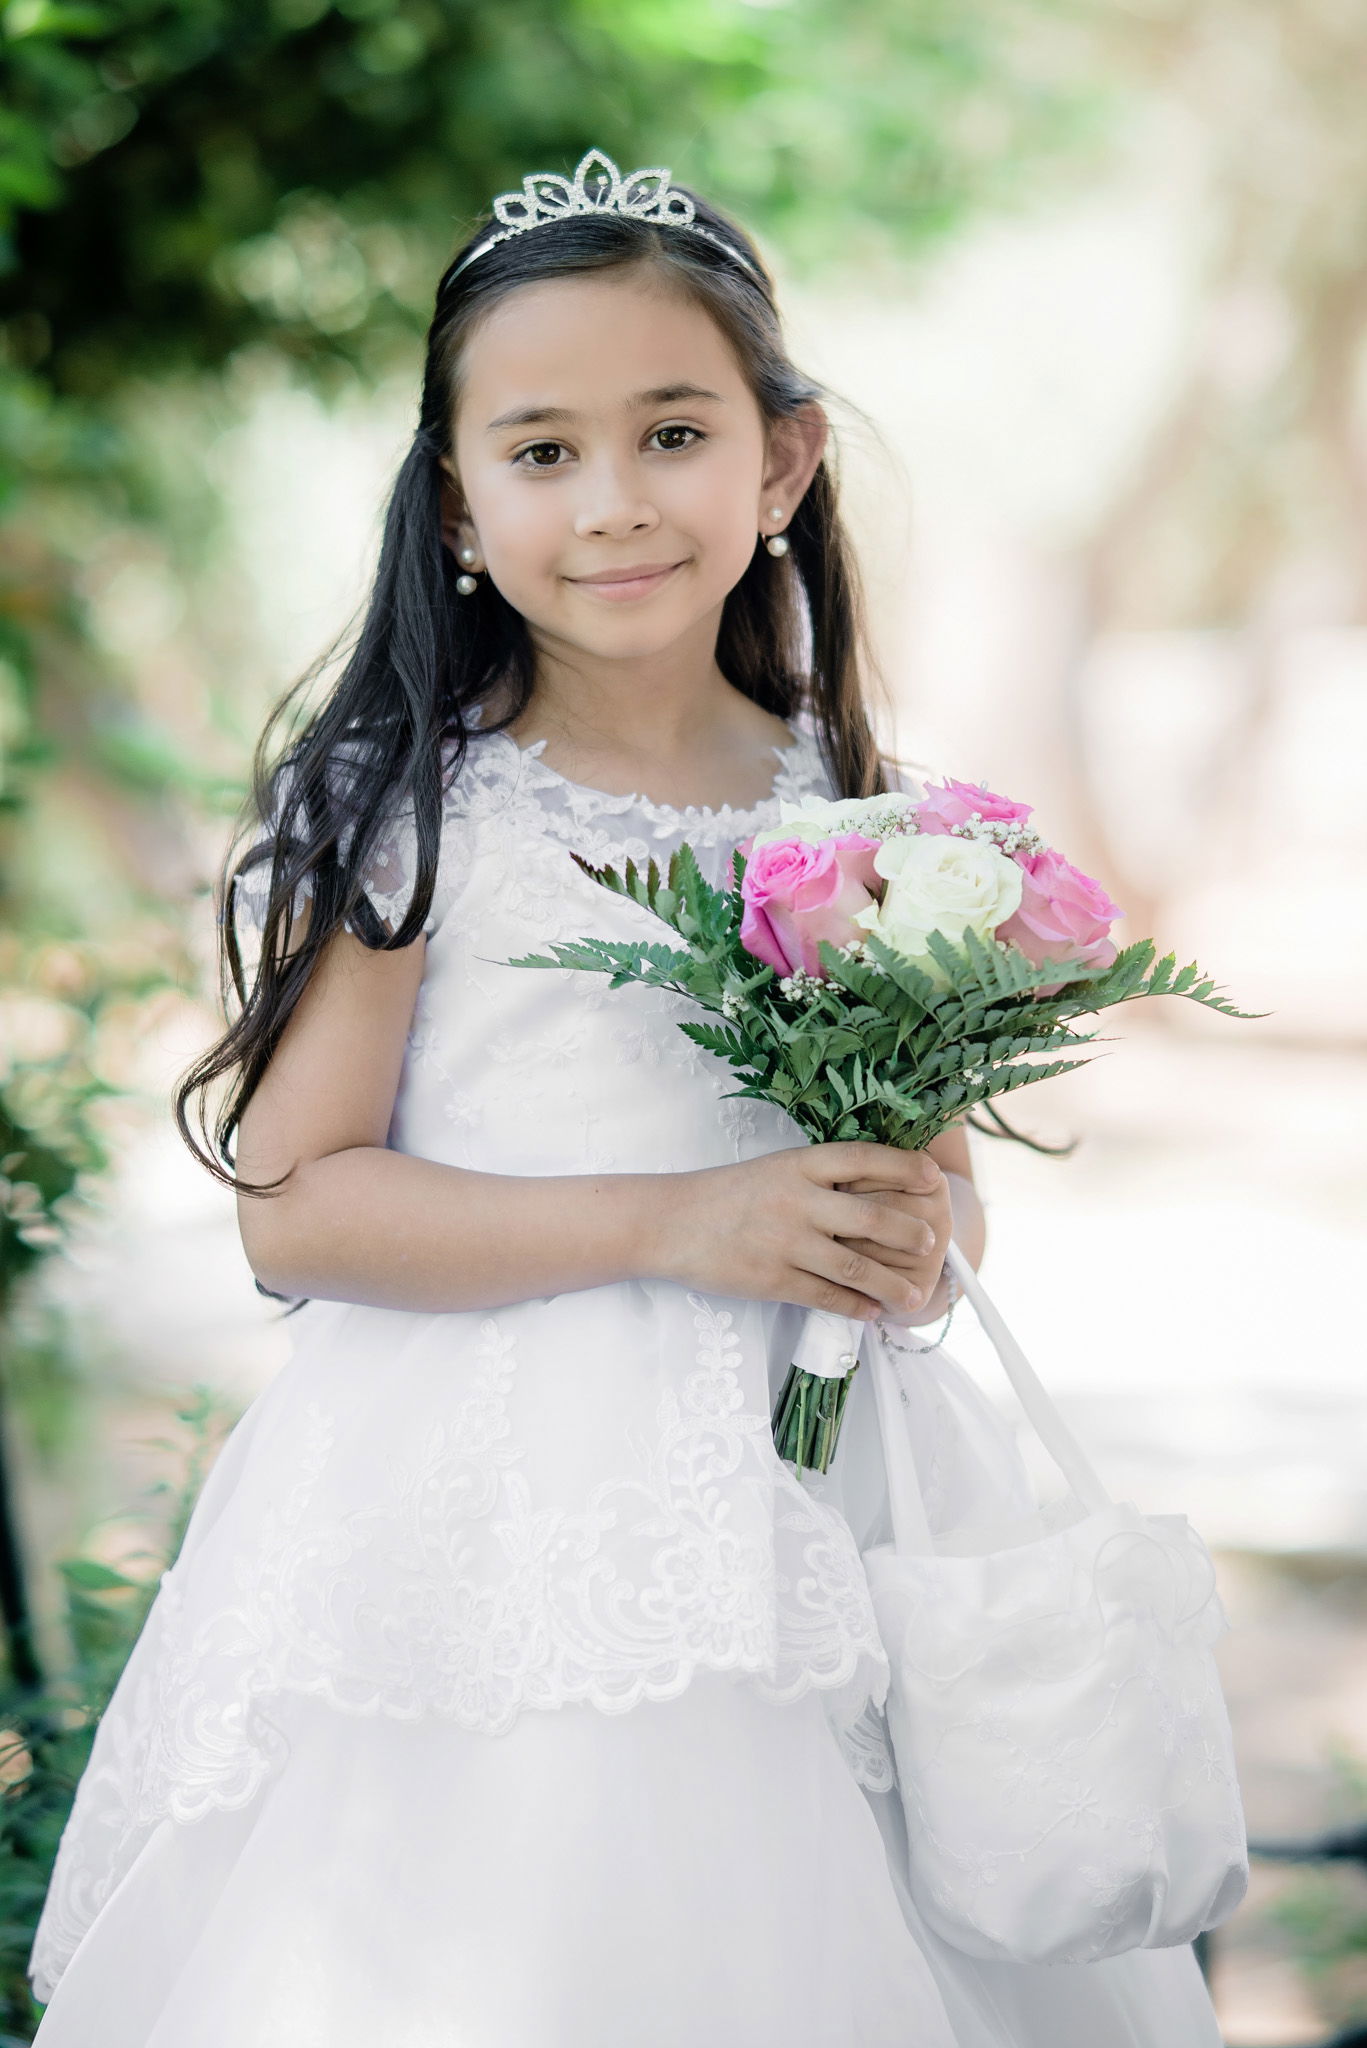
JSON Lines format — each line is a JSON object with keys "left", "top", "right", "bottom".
{"left": 445, "top": 147, "right": 765, "bottom": 286}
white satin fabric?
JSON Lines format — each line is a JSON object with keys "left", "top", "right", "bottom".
{"left": 30, "top": 712, "right": 1226, "bottom": 2043}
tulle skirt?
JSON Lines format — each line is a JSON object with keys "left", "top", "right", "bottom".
{"left": 30, "top": 1668, "right": 1223, "bottom": 2048}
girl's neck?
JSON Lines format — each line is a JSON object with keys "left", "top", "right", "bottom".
{"left": 492, "top": 638, "right": 794, "bottom": 811}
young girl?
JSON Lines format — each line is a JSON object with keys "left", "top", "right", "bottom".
{"left": 28, "top": 151, "right": 1227, "bottom": 2046}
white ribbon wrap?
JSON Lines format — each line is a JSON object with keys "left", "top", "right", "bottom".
{"left": 790, "top": 1307, "right": 865, "bottom": 1381}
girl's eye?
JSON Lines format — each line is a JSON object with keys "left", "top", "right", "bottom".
{"left": 514, "top": 441, "right": 568, "bottom": 469}
{"left": 651, "top": 424, "right": 703, "bottom": 452}
{"left": 510, "top": 425, "right": 704, "bottom": 469}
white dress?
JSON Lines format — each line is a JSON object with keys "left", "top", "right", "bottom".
{"left": 29, "top": 711, "right": 1227, "bottom": 2046}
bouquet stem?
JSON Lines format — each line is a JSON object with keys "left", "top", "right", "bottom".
{"left": 771, "top": 1362, "right": 859, "bottom": 1473}
{"left": 771, "top": 1310, "right": 865, "bottom": 1474}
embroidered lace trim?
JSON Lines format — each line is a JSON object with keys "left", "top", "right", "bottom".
{"left": 231, "top": 715, "right": 828, "bottom": 938}
{"left": 30, "top": 1284, "right": 893, "bottom": 1998}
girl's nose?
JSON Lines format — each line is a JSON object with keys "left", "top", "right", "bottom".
{"left": 573, "top": 458, "right": 660, "bottom": 540}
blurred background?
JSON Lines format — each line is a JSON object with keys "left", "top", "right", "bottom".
{"left": 1, "top": 0, "right": 1364, "bottom": 2040}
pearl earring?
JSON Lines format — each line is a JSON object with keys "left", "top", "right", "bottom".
{"left": 456, "top": 540, "right": 481, "bottom": 594}
{"left": 763, "top": 504, "right": 789, "bottom": 556}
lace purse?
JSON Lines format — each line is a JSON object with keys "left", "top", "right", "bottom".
{"left": 860, "top": 1239, "right": 1249, "bottom": 1966}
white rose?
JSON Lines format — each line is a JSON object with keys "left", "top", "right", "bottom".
{"left": 853, "top": 833, "right": 1023, "bottom": 981}
{"left": 749, "top": 790, "right": 920, "bottom": 850}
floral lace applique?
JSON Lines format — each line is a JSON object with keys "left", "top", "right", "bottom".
{"left": 30, "top": 1282, "right": 891, "bottom": 1996}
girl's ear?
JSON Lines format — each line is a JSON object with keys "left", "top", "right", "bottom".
{"left": 759, "top": 401, "right": 828, "bottom": 529}
{"left": 438, "top": 457, "right": 481, "bottom": 566}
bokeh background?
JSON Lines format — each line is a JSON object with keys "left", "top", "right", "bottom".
{"left": 2, "top": 2, "right": 1365, "bottom": 2041}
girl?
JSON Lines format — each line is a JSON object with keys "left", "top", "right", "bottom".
{"left": 28, "top": 151, "right": 1227, "bottom": 2046}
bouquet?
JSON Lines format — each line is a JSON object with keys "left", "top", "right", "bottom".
{"left": 510, "top": 775, "right": 1259, "bottom": 1475}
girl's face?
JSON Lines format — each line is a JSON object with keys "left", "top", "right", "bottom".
{"left": 443, "top": 268, "right": 824, "bottom": 666}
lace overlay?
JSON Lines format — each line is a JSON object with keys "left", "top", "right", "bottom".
{"left": 31, "top": 712, "right": 916, "bottom": 2003}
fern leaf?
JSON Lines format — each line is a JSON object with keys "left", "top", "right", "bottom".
{"left": 679, "top": 1020, "right": 752, "bottom": 1065}
{"left": 861, "top": 936, "right": 944, "bottom": 1013}
{"left": 1145, "top": 950, "right": 1177, "bottom": 997}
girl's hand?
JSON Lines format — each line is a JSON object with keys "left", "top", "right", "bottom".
{"left": 832, "top": 1163, "right": 954, "bottom": 1325}
{"left": 646, "top": 1142, "right": 946, "bottom": 1320}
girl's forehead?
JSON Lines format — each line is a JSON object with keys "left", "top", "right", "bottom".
{"left": 454, "top": 271, "right": 750, "bottom": 425}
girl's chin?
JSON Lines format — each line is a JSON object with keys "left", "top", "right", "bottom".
{"left": 552, "top": 615, "right": 700, "bottom": 658}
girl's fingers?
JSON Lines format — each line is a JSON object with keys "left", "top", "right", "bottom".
{"left": 818, "top": 1188, "right": 937, "bottom": 1260}
{"left": 839, "top": 1241, "right": 941, "bottom": 1290}
{"left": 798, "top": 1234, "right": 923, "bottom": 1316}
{"left": 839, "top": 1172, "right": 941, "bottom": 1203}
{"left": 783, "top": 1274, "right": 886, "bottom": 1320}
{"left": 804, "top": 1142, "right": 940, "bottom": 1197}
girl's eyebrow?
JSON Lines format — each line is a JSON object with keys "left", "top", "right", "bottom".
{"left": 484, "top": 383, "right": 727, "bottom": 433}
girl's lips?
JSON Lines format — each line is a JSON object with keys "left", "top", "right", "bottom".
{"left": 567, "top": 562, "right": 684, "bottom": 602}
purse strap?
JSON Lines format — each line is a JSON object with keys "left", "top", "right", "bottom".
{"left": 866, "top": 1239, "right": 1112, "bottom": 1557}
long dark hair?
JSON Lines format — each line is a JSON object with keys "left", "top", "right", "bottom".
{"left": 175, "top": 179, "right": 897, "bottom": 1199}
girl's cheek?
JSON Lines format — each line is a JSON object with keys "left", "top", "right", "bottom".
{"left": 486, "top": 496, "right": 563, "bottom": 581}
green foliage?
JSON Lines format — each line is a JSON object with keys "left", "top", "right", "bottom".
{"left": 509, "top": 843, "right": 1263, "bottom": 1154}
{"left": 0, "top": 1385, "right": 236, "bottom": 2040}
{"left": 1, "top": 0, "right": 1105, "bottom": 396}
{"left": 1267, "top": 1747, "right": 1367, "bottom": 2032}
{"left": 0, "top": 932, "right": 175, "bottom": 1325}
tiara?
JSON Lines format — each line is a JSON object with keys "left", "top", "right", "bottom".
{"left": 446, "top": 147, "right": 765, "bottom": 286}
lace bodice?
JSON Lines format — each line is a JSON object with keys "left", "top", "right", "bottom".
{"left": 379, "top": 716, "right": 848, "bottom": 1175}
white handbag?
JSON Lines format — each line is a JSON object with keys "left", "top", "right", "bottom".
{"left": 860, "top": 1238, "right": 1249, "bottom": 1966}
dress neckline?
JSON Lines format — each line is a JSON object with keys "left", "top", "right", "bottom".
{"left": 467, "top": 704, "right": 822, "bottom": 831}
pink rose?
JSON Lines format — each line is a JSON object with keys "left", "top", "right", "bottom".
{"left": 740, "top": 833, "right": 881, "bottom": 978}
{"left": 915, "top": 777, "right": 1034, "bottom": 836}
{"left": 996, "top": 847, "right": 1123, "bottom": 985}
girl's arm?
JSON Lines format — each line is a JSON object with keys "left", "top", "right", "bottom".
{"left": 234, "top": 921, "right": 943, "bottom": 1321}
{"left": 235, "top": 922, "right": 664, "bottom": 1311}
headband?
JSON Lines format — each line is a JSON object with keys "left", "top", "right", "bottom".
{"left": 445, "top": 147, "right": 766, "bottom": 288}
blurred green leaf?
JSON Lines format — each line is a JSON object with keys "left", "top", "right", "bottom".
{"left": 56, "top": 1558, "right": 137, "bottom": 1592}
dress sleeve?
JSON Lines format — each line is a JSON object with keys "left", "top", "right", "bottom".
{"left": 226, "top": 784, "right": 311, "bottom": 938}
{"left": 347, "top": 802, "right": 443, "bottom": 939}
{"left": 227, "top": 761, "right": 454, "bottom": 943}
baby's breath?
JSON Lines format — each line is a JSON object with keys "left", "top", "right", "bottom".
{"left": 948, "top": 812, "right": 1044, "bottom": 858}
{"left": 776, "top": 967, "right": 825, "bottom": 1002}
{"left": 868, "top": 805, "right": 920, "bottom": 838}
